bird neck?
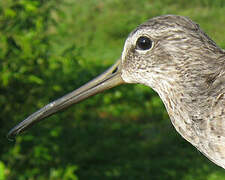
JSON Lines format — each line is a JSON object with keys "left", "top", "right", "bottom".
{"left": 154, "top": 78, "right": 209, "bottom": 146}
{"left": 155, "top": 52, "right": 225, "bottom": 146}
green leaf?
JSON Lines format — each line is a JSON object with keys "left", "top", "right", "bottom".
{"left": 28, "top": 75, "right": 43, "bottom": 84}
{"left": 0, "top": 161, "right": 5, "bottom": 180}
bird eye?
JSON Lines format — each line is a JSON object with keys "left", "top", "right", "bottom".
{"left": 136, "top": 36, "right": 152, "bottom": 51}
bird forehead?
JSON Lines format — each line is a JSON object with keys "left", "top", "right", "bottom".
{"left": 128, "top": 15, "right": 199, "bottom": 41}
{"left": 144, "top": 15, "right": 198, "bottom": 30}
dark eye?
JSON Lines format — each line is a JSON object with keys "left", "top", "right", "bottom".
{"left": 136, "top": 36, "right": 152, "bottom": 50}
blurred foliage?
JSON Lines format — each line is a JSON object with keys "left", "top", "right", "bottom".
{"left": 0, "top": 161, "right": 5, "bottom": 180}
{"left": 1, "top": 0, "right": 225, "bottom": 179}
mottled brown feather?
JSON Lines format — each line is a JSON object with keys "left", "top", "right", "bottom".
{"left": 121, "top": 15, "right": 225, "bottom": 169}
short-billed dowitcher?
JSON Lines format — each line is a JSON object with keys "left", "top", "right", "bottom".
{"left": 8, "top": 15, "right": 225, "bottom": 169}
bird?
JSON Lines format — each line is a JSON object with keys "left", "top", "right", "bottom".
{"left": 8, "top": 15, "right": 225, "bottom": 169}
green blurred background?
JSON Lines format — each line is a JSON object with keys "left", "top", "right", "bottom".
{"left": 1, "top": 0, "right": 225, "bottom": 179}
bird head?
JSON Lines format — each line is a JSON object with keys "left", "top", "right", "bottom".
{"left": 8, "top": 15, "right": 223, "bottom": 139}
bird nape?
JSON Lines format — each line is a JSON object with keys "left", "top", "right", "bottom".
{"left": 8, "top": 15, "right": 225, "bottom": 169}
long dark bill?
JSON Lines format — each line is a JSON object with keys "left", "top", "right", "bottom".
{"left": 8, "top": 59, "right": 125, "bottom": 139}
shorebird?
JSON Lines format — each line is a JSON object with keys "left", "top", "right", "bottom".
{"left": 8, "top": 15, "right": 225, "bottom": 169}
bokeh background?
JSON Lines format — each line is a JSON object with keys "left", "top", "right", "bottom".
{"left": 1, "top": 0, "right": 225, "bottom": 179}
